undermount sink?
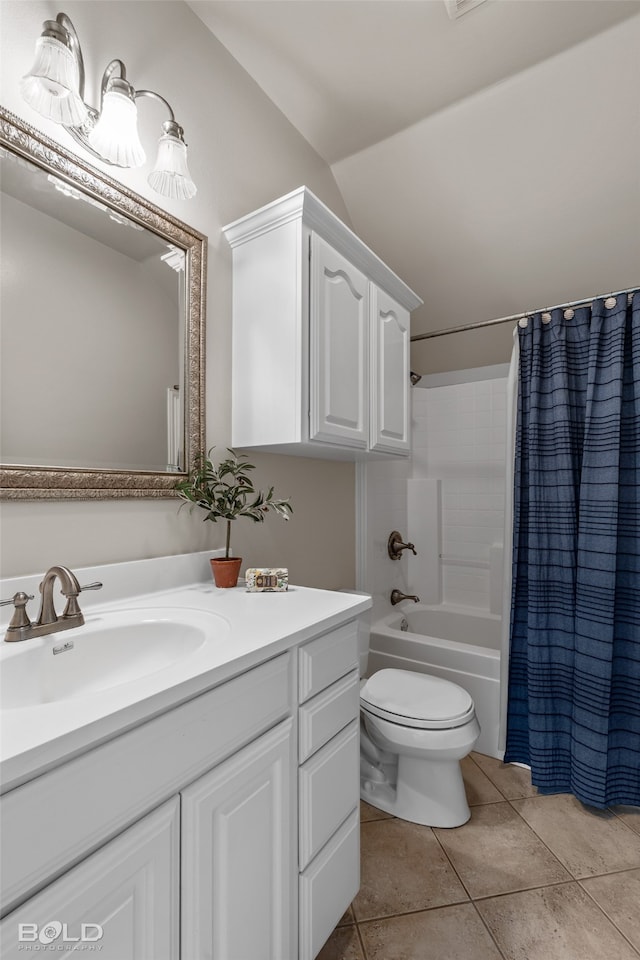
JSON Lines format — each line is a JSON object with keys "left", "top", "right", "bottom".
{"left": 1, "top": 608, "right": 224, "bottom": 709}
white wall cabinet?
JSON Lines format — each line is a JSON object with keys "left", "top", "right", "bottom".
{"left": 224, "top": 186, "right": 422, "bottom": 460}
{"left": 0, "top": 620, "right": 363, "bottom": 960}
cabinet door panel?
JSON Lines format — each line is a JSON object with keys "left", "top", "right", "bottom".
{"left": 370, "top": 286, "right": 410, "bottom": 454}
{"left": 310, "top": 233, "right": 369, "bottom": 447}
{"left": 181, "top": 720, "right": 294, "bottom": 960}
{"left": 298, "top": 620, "right": 358, "bottom": 703}
{"left": 0, "top": 798, "right": 179, "bottom": 960}
{"left": 299, "top": 809, "right": 360, "bottom": 960}
{"left": 299, "top": 720, "right": 359, "bottom": 869}
{"left": 299, "top": 669, "right": 360, "bottom": 763}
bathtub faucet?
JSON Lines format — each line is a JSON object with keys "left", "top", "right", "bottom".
{"left": 390, "top": 589, "right": 420, "bottom": 606}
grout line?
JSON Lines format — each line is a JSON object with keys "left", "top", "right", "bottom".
{"left": 469, "top": 900, "right": 510, "bottom": 960}
{"left": 353, "top": 917, "right": 369, "bottom": 960}
{"left": 578, "top": 878, "right": 640, "bottom": 959}
{"left": 354, "top": 896, "right": 471, "bottom": 925}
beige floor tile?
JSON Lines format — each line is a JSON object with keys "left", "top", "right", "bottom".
{"left": 461, "top": 755, "right": 505, "bottom": 805}
{"left": 433, "top": 801, "right": 570, "bottom": 898}
{"left": 471, "top": 753, "right": 538, "bottom": 800}
{"left": 353, "top": 818, "right": 468, "bottom": 921}
{"left": 610, "top": 804, "right": 640, "bottom": 836}
{"left": 358, "top": 903, "right": 504, "bottom": 960}
{"left": 316, "top": 924, "right": 365, "bottom": 960}
{"left": 580, "top": 869, "right": 640, "bottom": 950}
{"left": 477, "top": 881, "right": 640, "bottom": 960}
{"left": 360, "top": 799, "right": 394, "bottom": 823}
{"left": 512, "top": 793, "right": 640, "bottom": 878}
{"left": 337, "top": 906, "right": 355, "bottom": 926}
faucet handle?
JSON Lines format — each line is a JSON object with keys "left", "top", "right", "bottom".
{"left": 80, "top": 582, "right": 103, "bottom": 592}
{"left": 1, "top": 593, "right": 35, "bottom": 607}
{"left": 388, "top": 531, "right": 418, "bottom": 560}
{"left": 2, "top": 592, "right": 35, "bottom": 638}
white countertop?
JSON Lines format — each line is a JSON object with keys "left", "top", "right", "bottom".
{"left": 0, "top": 553, "right": 371, "bottom": 793}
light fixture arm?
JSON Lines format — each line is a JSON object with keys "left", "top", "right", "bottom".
{"left": 98, "top": 59, "right": 130, "bottom": 109}
{"left": 53, "top": 12, "right": 86, "bottom": 99}
{"left": 135, "top": 89, "right": 176, "bottom": 124}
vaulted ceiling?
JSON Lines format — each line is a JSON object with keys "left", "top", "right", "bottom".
{"left": 188, "top": 0, "right": 637, "bottom": 164}
{"left": 188, "top": 1, "right": 640, "bottom": 368}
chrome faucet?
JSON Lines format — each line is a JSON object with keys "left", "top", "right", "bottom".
{"left": 1, "top": 566, "right": 102, "bottom": 642}
{"left": 390, "top": 589, "right": 420, "bottom": 606}
{"left": 388, "top": 531, "right": 417, "bottom": 561}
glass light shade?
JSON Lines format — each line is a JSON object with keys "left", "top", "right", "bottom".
{"left": 148, "top": 133, "right": 197, "bottom": 200}
{"left": 88, "top": 89, "right": 145, "bottom": 167}
{"left": 20, "top": 36, "right": 88, "bottom": 126}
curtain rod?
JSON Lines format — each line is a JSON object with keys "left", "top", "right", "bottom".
{"left": 410, "top": 286, "right": 638, "bottom": 342}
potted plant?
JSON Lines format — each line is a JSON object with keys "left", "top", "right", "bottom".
{"left": 175, "top": 448, "right": 293, "bottom": 588}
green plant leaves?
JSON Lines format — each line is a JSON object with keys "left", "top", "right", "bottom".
{"left": 175, "top": 447, "right": 293, "bottom": 528}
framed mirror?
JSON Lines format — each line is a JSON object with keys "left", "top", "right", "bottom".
{"left": 0, "top": 107, "right": 206, "bottom": 499}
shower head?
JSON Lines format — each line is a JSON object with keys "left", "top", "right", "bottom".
{"left": 410, "top": 371, "right": 422, "bottom": 386}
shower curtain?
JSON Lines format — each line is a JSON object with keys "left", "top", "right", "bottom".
{"left": 505, "top": 290, "right": 640, "bottom": 809}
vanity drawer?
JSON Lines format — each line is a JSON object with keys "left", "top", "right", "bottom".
{"left": 298, "top": 621, "right": 358, "bottom": 703}
{"left": 299, "top": 808, "right": 359, "bottom": 960}
{"left": 299, "top": 720, "right": 359, "bottom": 870}
{"left": 0, "top": 653, "right": 292, "bottom": 915}
{"left": 298, "top": 669, "right": 360, "bottom": 763}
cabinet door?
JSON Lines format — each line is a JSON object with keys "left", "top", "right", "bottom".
{"left": 0, "top": 798, "right": 179, "bottom": 960}
{"left": 310, "top": 233, "right": 369, "bottom": 448}
{"left": 370, "top": 285, "right": 411, "bottom": 454}
{"left": 181, "top": 719, "right": 295, "bottom": 960}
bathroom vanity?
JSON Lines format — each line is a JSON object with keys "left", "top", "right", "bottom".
{"left": 0, "top": 553, "right": 370, "bottom": 960}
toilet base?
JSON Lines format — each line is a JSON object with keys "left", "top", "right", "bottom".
{"left": 361, "top": 753, "right": 471, "bottom": 828}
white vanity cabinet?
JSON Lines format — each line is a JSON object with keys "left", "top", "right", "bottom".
{"left": 297, "top": 622, "right": 361, "bottom": 960}
{"left": 0, "top": 799, "right": 180, "bottom": 960}
{"left": 0, "top": 614, "right": 364, "bottom": 960}
{"left": 0, "top": 653, "right": 294, "bottom": 960}
{"left": 224, "top": 186, "right": 422, "bottom": 460}
{"left": 181, "top": 719, "right": 295, "bottom": 960}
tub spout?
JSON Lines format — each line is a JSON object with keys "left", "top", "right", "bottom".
{"left": 390, "top": 589, "right": 420, "bottom": 606}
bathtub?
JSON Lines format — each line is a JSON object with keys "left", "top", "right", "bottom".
{"left": 367, "top": 604, "right": 502, "bottom": 759}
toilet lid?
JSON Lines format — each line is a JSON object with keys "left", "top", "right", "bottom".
{"left": 360, "top": 669, "right": 475, "bottom": 730}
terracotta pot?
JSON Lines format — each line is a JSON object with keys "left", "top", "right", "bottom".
{"left": 210, "top": 557, "right": 243, "bottom": 589}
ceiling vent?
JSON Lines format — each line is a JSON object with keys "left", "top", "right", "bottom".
{"left": 444, "top": 0, "right": 488, "bottom": 19}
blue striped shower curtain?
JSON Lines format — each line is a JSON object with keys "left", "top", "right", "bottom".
{"left": 505, "top": 290, "right": 640, "bottom": 808}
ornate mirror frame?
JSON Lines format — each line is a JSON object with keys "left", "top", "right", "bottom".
{"left": 0, "top": 107, "right": 206, "bottom": 500}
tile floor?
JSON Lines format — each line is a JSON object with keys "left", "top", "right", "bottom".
{"left": 318, "top": 753, "right": 640, "bottom": 960}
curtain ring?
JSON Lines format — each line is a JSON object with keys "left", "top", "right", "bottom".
{"left": 604, "top": 296, "right": 617, "bottom": 309}
{"left": 564, "top": 308, "right": 575, "bottom": 320}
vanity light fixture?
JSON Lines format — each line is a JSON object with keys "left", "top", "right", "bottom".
{"left": 20, "top": 12, "right": 197, "bottom": 200}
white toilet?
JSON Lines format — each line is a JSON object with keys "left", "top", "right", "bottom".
{"left": 360, "top": 668, "right": 480, "bottom": 828}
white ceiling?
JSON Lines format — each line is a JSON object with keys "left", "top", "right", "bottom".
{"left": 188, "top": 0, "right": 639, "bottom": 165}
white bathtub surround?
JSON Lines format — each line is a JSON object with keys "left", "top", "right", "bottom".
{"left": 358, "top": 365, "right": 510, "bottom": 760}
{"left": 412, "top": 371, "right": 509, "bottom": 611}
{"left": 406, "top": 478, "right": 441, "bottom": 603}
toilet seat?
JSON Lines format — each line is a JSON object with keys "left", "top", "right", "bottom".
{"left": 360, "top": 668, "right": 475, "bottom": 730}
